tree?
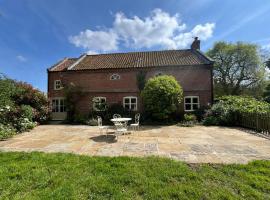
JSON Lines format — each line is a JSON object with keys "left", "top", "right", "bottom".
{"left": 266, "top": 58, "right": 270, "bottom": 70}
{"left": 207, "top": 42, "right": 265, "bottom": 96}
{"left": 263, "top": 83, "right": 270, "bottom": 103}
{"left": 141, "top": 75, "right": 183, "bottom": 121}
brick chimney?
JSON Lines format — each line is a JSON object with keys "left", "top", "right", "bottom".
{"left": 191, "top": 37, "right": 200, "bottom": 50}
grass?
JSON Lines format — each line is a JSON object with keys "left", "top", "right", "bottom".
{"left": 0, "top": 152, "right": 269, "bottom": 200}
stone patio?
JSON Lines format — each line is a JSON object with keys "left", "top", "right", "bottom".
{"left": 0, "top": 125, "right": 269, "bottom": 164}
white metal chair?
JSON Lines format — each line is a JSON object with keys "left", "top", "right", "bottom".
{"left": 113, "top": 121, "right": 128, "bottom": 139}
{"left": 130, "top": 113, "right": 140, "bottom": 131}
{"left": 97, "top": 116, "right": 109, "bottom": 136}
{"left": 113, "top": 114, "right": 121, "bottom": 119}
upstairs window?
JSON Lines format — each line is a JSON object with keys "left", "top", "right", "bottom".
{"left": 92, "top": 97, "right": 106, "bottom": 111}
{"left": 52, "top": 98, "right": 66, "bottom": 113}
{"left": 110, "top": 74, "right": 120, "bottom": 80}
{"left": 54, "top": 80, "right": 62, "bottom": 90}
{"left": 123, "top": 96, "right": 137, "bottom": 111}
{"left": 184, "top": 96, "right": 199, "bottom": 111}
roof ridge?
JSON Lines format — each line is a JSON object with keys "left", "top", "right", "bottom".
{"left": 86, "top": 49, "right": 191, "bottom": 57}
{"left": 48, "top": 57, "right": 68, "bottom": 71}
{"left": 67, "top": 54, "right": 87, "bottom": 70}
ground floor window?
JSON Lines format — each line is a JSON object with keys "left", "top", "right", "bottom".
{"left": 92, "top": 97, "right": 106, "bottom": 111}
{"left": 52, "top": 98, "right": 66, "bottom": 112}
{"left": 184, "top": 96, "right": 199, "bottom": 111}
{"left": 123, "top": 96, "right": 137, "bottom": 111}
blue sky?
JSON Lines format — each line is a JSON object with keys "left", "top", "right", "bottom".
{"left": 0, "top": 0, "right": 270, "bottom": 92}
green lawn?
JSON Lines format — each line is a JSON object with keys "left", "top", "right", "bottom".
{"left": 0, "top": 152, "right": 269, "bottom": 200}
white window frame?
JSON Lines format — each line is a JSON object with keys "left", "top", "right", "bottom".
{"left": 110, "top": 73, "right": 120, "bottom": 80}
{"left": 184, "top": 96, "right": 200, "bottom": 112}
{"left": 92, "top": 97, "right": 106, "bottom": 111}
{"left": 54, "top": 80, "right": 62, "bottom": 90}
{"left": 51, "top": 98, "right": 66, "bottom": 113}
{"left": 123, "top": 96, "right": 137, "bottom": 111}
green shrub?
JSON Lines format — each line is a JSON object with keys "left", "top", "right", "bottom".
{"left": 178, "top": 113, "right": 197, "bottom": 127}
{"left": 86, "top": 118, "right": 98, "bottom": 126}
{"left": 184, "top": 113, "right": 197, "bottom": 122}
{"left": 203, "top": 96, "right": 270, "bottom": 126}
{"left": 0, "top": 124, "right": 16, "bottom": 140}
{"left": 202, "top": 116, "right": 219, "bottom": 126}
{"left": 14, "top": 118, "right": 37, "bottom": 132}
{"left": 141, "top": 75, "right": 183, "bottom": 121}
{"left": 20, "top": 105, "right": 33, "bottom": 121}
{"left": 193, "top": 106, "right": 209, "bottom": 122}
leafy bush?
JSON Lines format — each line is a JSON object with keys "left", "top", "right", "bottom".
{"left": 14, "top": 118, "right": 37, "bottom": 132}
{"left": 0, "top": 124, "right": 16, "bottom": 140}
{"left": 86, "top": 118, "right": 98, "bottom": 126}
{"left": 193, "top": 106, "right": 209, "bottom": 122}
{"left": 20, "top": 105, "right": 33, "bottom": 121}
{"left": 141, "top": 75, "right": 183, "bottom": 121}
{"left": 202, "top": 116, "right": 219, "bottom": 126}
{"left": 184, "top": 114, "right": 197, "bottom": 122}
{"left": 178, "top": 114, "right": 197, "bottom": 127}
{"left": 203, "top": 96, "right": 270, "bottom": 126}
{"left": 0, "top": 75, "right": 48, "bottom": 139}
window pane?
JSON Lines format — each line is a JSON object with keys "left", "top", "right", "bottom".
{"left": 60, "top": 106, "right": 64, "bottom": 112}
{"left": 185, "top": 104, "right": 191, "bottom": 111}
{"left": 193, "top": 104, "right": 199, "bottom": 110}
{"left": 131, "top": 98, "right": 136, "bottom": 103}
{"left": 125, "top": 98, "right": 129, "bottom": 103}
{"left": 185, "top": 98, "right": 191, "bottom": 103}
{"left": 193, "top": 98, "right": 198, "bottom": 103}
{"left": 131, "top": 104, "right": 136, "bottom": 110}
{"left": 124, "top": 105, "right": 129, "bottom": 109}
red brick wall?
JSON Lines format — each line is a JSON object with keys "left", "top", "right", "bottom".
{"left": 48, "top": 65, "right": 212, "bottom": 115}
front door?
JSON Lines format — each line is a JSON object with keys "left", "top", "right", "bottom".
{"left": 51, "top": 98, "right": 67, "bottom": 120}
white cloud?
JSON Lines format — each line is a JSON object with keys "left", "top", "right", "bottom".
{"left": 262, "top": 44, "right": 270, "bottom": 51}
{"left": 69, "top": 30, "right": 118, "bottom": 52}
{"left": 69, "top": 9, "right": 215, "bottom": 52}
{"left": 16, "top": 55, "right": 27, "bottom": 62}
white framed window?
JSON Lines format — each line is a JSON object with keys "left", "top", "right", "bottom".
{"left": 92, "top": 97, "right": 106, "bottom": 111}
{"left": 184, "top": 96, "right": 200, "bottom": 112}
{"left": 110, "top": 74, "right": 120, "bottom": 80}
{"left": 123, "top": 96, "right": 137, "bottom": 111}
{"left": 54, "top": 80, "right": 62, "bottom": 90}
{"left": 52, "top": 98, "right": 66, "bottom": 113}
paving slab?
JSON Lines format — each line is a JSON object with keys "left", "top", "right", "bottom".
{"left": 0, "top": 125, "right": 269, "bottom": 164}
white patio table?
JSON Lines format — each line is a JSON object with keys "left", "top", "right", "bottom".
{"left": 110, "top": 118, "right": 132, "bottom": 136}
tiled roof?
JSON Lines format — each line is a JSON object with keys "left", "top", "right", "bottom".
{"left": 49, "top": 58, "right": 77, "bottom": 71}
{"left": 48, "top": 49, "right": 212, "bottom": 72}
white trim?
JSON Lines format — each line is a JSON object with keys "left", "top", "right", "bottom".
{"left": 110, "top": 73, "right": 121, "bottom": 80}
{"left": 123, "top": 96, "right": 137, "bottom": 111}
{"left": 184, "top": 96, "right": 200, "bottom": 112}
{"left": 67, "top": 54, "right": 87, "bottom": 70}
{"left": 54, "top": 80, "right": 62, "bottom": 90}
{"left": 92, "top": 97, "right": 106, "bottom": 111}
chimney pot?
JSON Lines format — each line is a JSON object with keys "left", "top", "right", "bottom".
{"left": 191, "top": 37, "right": 200, "bottom": 50}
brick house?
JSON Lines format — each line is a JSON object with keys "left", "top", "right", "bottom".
{"left": 47, "top": 38, "right": 213, "bottom": 120}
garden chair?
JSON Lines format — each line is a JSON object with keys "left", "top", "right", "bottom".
{"left": 130, "top": 113, "right": 140, "bottom": 131}
{"left": 97, "top": 116, "right": 109, "bottom": 136}
{"left": 113, "top": 114, "right": 121, "bottom": 119}
{"left": 113, "top": 121, "right": 128, "bottom": 139}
